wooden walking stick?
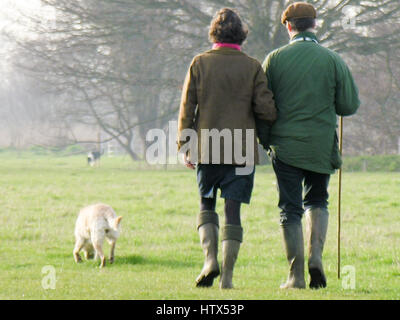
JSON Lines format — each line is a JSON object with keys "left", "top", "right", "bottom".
{"left": 337, "top": 116, "right": 344, "bottom": 279}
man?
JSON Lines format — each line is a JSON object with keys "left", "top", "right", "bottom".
{"left": 262, "top": 2, "right": 360, "bottom": 289}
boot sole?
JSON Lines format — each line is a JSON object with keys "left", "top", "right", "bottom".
{"left": 309, "top": 268, "right": 327, "bottom": 289}
{"left": 196, "top": 270, "right": 220, "bottom": 288}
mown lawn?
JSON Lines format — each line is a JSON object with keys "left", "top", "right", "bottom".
{"left": 0, "top": 153, "right": 399, "bottom": 300}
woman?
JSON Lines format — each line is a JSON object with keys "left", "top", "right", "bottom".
{"left": 177, "top": 8, "right": 276, "bottom": 289}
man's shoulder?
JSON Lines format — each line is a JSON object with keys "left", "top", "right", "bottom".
{"left": 322, "top": 47, "right": 349, "bottom": 67}
{"left": 315, "top": 44, "right": 343, "bottom": 60}
{"left": 262, "top": 43, "right": 292, "bottom": 72}
{"left": 265, "top": 44, "right": 291, "bottom": 61}
{"left": 268, "top": 41, "right": 346, "bottom": 65}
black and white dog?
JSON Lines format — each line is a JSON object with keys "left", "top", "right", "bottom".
{"left": 87, "top": 151, "right": 102, "bottom": 167}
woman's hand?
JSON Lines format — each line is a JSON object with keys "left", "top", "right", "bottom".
{"left": 183, "top": 153, "right": 196, "bottom": 170}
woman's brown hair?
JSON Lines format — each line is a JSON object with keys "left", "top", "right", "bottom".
{"left": 208, "top": 8, "right": 248, "bottom": 45}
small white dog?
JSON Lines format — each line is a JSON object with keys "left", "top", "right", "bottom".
{"left": 73, "top": 203, "right": 122, "bottom": 268}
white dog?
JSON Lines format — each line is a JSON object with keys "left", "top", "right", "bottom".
{"left": 73, "top": 203, "right": 122, "bottom": 268}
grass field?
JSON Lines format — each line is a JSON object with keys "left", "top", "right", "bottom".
{"left": 0, "top": 152, "right": 399, "bottom": 300}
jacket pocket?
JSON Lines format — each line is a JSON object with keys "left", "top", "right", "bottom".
{"left": 331, "top": 132, "right": 342, "bottom": 170}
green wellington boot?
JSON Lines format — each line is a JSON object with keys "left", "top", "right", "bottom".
{"left": 280, "top": 222, "right": 306, "bottom": 289}
{"left": 305, "top": 207, "right": 329, "bottom": 289}
{"left": 220, "top": 224, "right": 243, "bottom": 289}
{"left": 196, "top": 211, "right": 220, "bottom": 287}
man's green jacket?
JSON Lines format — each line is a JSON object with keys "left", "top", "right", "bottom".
{"left": 262, "top": 31, "right": 360, "bottom": 174}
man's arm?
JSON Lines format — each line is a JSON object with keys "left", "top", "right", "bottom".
{"left": 262, "top": 52, "right": 274, "bottom": 91}
{"left": 335, "top": 57, "right": 360, "bottom": 116}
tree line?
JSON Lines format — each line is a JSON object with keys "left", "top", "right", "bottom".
{"left": 1, "top": 0, "right": 399, "bottom": 158}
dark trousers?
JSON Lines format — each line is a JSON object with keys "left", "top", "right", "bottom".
{"left": 272, "top": 156, "right": 330, "bottom": 225}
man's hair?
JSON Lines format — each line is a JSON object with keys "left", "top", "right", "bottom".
{"left": 209, "top": 8, "right": 248, "bottom": 45}
{"left": 288, "top": 17, "right": 316, "bottom": 32}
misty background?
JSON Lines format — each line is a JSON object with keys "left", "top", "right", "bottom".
{"left": 0, "top": 0, "right": 399, "bottom": 160}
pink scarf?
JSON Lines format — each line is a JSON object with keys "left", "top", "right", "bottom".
{"left": 212, "top": 43, "right": 241, "bottom": 51}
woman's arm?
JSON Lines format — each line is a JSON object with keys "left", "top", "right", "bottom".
{"left": 177, "top": 58, "right": 198, "bottom": 151}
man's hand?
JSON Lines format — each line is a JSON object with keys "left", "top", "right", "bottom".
{"left": 183, "top": 153, "right": 196, "bottom": 170}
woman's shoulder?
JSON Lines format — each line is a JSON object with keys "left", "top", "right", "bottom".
{"left": 200, "top": 49, "right": 262, "bottom": 65}
{"left": 243, "top": 52, "right": 263, "bottom": 66}
{"left": 188, "top": 49, "right": 263, "bottom": 76}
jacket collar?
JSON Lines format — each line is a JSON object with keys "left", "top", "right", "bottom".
{"left": 290, "top": 31, "right": 319, "bottom": 44}
{"left": 209, "top": 46, "right": 244, "bottom": 55}
{"left": 212, "top": 43, "right": 241, "bottom": 51}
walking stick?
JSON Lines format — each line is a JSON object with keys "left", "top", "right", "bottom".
{"left": 337, "top": 116, "right": 343, "bottom": 279}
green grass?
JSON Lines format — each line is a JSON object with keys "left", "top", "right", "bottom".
{"left": 342, "top": 155, "right": 400, "bottom": 172}
{"left": 0, "top": 153, "right": 399, "bottom": 300}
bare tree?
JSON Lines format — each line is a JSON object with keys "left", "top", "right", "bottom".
{"left": 8, "top": 0, "right": 182, "bottom": 159}
{"left": 4, "top": 0, "right": 400, "bottom": 157}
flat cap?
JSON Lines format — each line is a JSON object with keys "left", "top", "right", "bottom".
{"left": 281, "top": 2, "right": 317, "bottom": 25}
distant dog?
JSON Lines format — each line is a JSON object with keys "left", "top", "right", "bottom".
{"left": 87, "top": 151, "right": 101, "bottom": 167}
{"left": 73, "top": 203, "right": 122, "bottom": 268}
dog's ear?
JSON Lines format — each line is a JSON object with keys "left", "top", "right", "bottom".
{"left": 115, "top": 216, "right": 123, "bottom": 226}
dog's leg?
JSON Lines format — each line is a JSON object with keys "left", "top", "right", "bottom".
{"left": 83, "top": 243, "right": 95, "bottom": 260}
{"left": 108, "top": 238, "right": 116, "bottom": 264}
{"left": 93, "top": 242, "right": 105, "bottom": 268}
{"left": 92, "top": 232, "right": 106, "bottom": 268}
{"left": 73, "top": 238, "right": 85, "bottom": 263}
{"left": 88, "top": 244, "right": 95, "bottom": 260}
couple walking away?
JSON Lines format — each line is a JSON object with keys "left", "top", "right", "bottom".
{"left": 177, "top": 2, "right": 360, "bottom": 290}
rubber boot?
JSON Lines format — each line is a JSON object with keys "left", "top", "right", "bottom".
{"left": 220, "top": 225, "right": 243, "bottom": 289}
{"left": 195, "top": 211, "right": 220, "bottom": 287}
{"left": 280, "top": 222, "right": 306, "bottom": 289}
{"left": 305, "top": 207, "right": 329, "bottom": 289}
